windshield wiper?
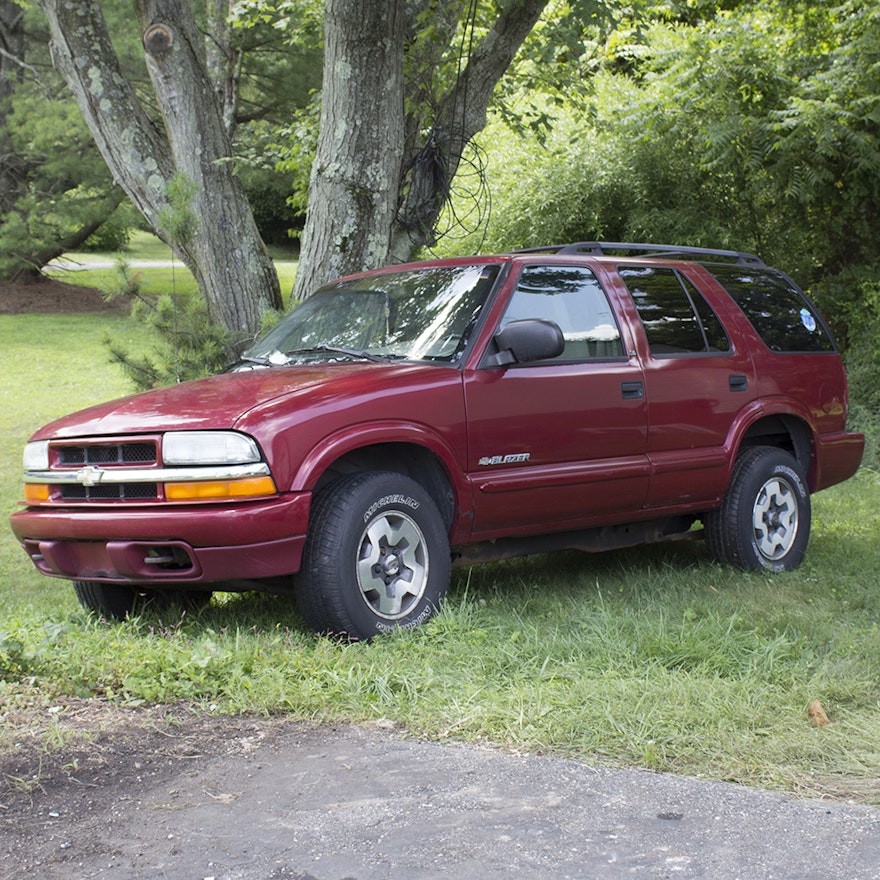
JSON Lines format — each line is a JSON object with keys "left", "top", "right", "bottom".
{"left": 284, "top": 345, "right": 388, "bottom": 362}
{"left": 235, "top": 355, "right": 273, "bottom": 366}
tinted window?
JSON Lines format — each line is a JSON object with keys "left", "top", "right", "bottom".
{"left": 619, "top": 266, "right": 731, "bottom": 355}
{"left": 683, "top": 276, "right": 731, "bottom": 352}
{"left": 500, "top": 265, "right": 624, "bottom": 361}
{"left": 708, "top": 266, "right": 835, "bottom": 353}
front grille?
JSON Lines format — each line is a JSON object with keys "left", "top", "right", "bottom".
{"left": 60, "top": 483, "right": 159, "bottom": 501}
{"left": 57, "top": 441, "right": 157, "bottom": 466}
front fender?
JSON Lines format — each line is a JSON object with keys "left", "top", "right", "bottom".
{"left": 290, "top": 421, "right": 474, "bottom": 539}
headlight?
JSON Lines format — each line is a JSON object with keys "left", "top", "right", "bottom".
{"left": 23, "top": 440, "right": 50, "bottom": 471}
{"left": 163, "top": 431, "right": 262, "bottom": 466}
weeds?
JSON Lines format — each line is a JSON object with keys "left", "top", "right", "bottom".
{"left": 2, "top": 276, "right": 880, "bottom": 803}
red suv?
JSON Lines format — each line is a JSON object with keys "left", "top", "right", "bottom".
{"left": 11, "top": 243, "right": 864, "bottom": 639}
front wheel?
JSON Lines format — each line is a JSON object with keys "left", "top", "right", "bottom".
{"left": 705, "top": 446, "right": 811, "bottom": 572}
{"left": 296, "top": 472, "right": 451, "bottom": 639}
{"left": 74, "top": 580, "right": 139, "bottom": 619}
{"left": 73, "top": 581, "right": 213, "bottom": 620}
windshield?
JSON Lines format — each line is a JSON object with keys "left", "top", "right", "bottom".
{"left": 241, "top": 263, "right": 500, "bottom": 366}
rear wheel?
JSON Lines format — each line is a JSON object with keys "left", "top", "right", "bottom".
{"left": 296, "top": 471, "right": 451, "bottom": 639}
{"left": 705, "top": 446, "right": 810, "bottom": 572}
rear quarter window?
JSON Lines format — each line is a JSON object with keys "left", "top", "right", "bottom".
{"left": 708, "top": 266, "right": 835, "bottom": 353}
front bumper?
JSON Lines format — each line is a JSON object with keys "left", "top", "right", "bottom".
{"left": 9, "top": 492, "right": 311, "bottom": 585}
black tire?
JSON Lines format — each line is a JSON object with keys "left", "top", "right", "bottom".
{"left": 296, "top": 471, "right": 451, "bottom": 639}
{"left": 73, "top": 580, "right": 140, "bottom": 619}
{"left": 705, "top": 446, "right": 811, "bottom": 572}
{"left": 73, "top": 581, "right": 212, "bottom": 620}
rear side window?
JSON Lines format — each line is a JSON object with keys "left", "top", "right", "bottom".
{"left": 708, "top": 266, "right": 835, "bottom": 353}
{"left": 619, "top": 266, "right": 731, "bottom": 356}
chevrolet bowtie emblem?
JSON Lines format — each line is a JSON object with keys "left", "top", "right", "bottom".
{"left": 76, "top": 466, "right": 105, "bottom": 487}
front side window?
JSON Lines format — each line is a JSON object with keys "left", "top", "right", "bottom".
{"left": 708, "top": 266, "right": 835, "bottom": 353}
{"left": 619, "top": 266, "right": 731, "bottom": 356}
{"left": 500, "top": 265, "right": 624, "bottom": 361}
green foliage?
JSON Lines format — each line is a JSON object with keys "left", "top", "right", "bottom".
{"left": 157, "top": 174, "right": 200, "bottom": 249}
{"left": 81, "top": 202, "right": 139, "bottom": 252}
{"left": 224, "top": 0, "right": 323, "bottom": 240}
{"left": 0, "top": 5, "right": 124, "bottom": 280}
{"left": 102, "top": 263, "right": 232, "bottom": 389}
{"left": 269, "top": 96, "right": 323, "bottom": 220}
{"left": 237, "top": 119, "right": 309, "bottom": 244}
{"left": 440, "top": 1, "right": 880, "bottom": 390}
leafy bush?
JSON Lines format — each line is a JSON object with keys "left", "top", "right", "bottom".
{"left": 81, "top": 202, "right": 139, "bottom": 252}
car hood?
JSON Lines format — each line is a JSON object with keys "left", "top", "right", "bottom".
{"left": 31, "top": 363, "right": 456, "bottom": 440}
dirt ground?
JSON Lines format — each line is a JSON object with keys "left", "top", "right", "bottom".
{"left": 0, "top": 697, "right": 266, "bottom": 877}
{"left": 0, "top": 277, "right": 130, "bottom": 315}
{"left": 3, "top": 696, "right": 880, "bottom": 880}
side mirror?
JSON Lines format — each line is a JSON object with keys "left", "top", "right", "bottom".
{"left": 486, "top": 319, "right": 565, "bottom": 367}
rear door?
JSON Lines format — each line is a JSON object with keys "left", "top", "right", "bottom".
{"left": 463, "top": 263, "right": 650, "bottom": 537}
{"left": 615, "top": 264, "right": 757, "bottom": 507}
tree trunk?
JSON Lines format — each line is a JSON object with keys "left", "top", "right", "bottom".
{"left": 38, "top": 0, "right": 281, "bottom": 339}
{"left": 391, "top": 0, "right": 549, "bottom": 261}
{"left": 292, "top": 0, "right": 549, "bottom": 300}
{"left": 291, "top": 0, "right": 406, "bottom": 302}
{"left": 205, "top": 0, "right": 240, "bottom": 138}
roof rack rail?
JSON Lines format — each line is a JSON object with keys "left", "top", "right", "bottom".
{"left": 510, "top": 241, "right": 766, "bottom": 266}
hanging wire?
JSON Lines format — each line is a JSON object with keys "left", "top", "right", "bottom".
{"left": 397, "top": 0, "right": 491, "bottom": 250}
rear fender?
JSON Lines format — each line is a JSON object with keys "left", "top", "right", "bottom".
{"left": 725, "top": 399, "right": 816, "bottom": 485}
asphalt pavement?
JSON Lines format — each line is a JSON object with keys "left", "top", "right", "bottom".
{"left": 9, "top": 721, "right": 880, "bottom": 880}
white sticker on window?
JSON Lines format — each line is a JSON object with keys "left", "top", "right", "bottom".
{"left": 800, "top": 308, "right": 817, "bottom": 332}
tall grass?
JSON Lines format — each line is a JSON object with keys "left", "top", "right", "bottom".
{"left": 2, "top": 285, "right": 880, "bottom": 803}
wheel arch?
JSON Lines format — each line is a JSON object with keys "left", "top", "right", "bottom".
{"left": 292, "top": 426, "right": 469, "bottom": 536}
{"left": 735, "top": 412, "right": 815, "bottom": 488}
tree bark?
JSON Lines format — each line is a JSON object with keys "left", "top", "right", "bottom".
{"left": 293, "top": 0, "right": 549, "bottom": 299}
{"left": 38, "top": 0, "right": 281, "bottom": 339}
{"left": 205, "top": 0, "right": 240, "bottom": 138}
{"left": 291, "top": 0, "right": 406, "bottom": 302}
{"left": 392, "top": 0, "right": 549, "bottom": 260}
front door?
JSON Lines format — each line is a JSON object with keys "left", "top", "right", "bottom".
{"left": 464, "top": 263, "right": 650, "bottom": 537}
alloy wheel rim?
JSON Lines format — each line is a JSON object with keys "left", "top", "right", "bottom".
{"left": 356, "top": 510, "right": 429, "bottom": 619}
{"left": 752, "top": 476, "right": 799, "bottom": 561}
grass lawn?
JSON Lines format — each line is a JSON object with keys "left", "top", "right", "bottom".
{"left": 2, "top": 263, "right": 880, "bottom": 804}
{"left": 47, "top": 229, "right": 299, "bottom": 304}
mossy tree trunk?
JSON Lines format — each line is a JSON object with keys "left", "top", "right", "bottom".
{"left": 292, "top": 0, "right": 549, "bottom": 301}
{"left": 38, "top": 0, "right": 282, "bottom": 340}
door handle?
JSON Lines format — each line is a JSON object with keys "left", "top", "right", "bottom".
{"left": 621, "top": 381, "right": 645, "bottom": 400}
{"left": 729, "top": 374, "right": 748, "bottom": 392}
